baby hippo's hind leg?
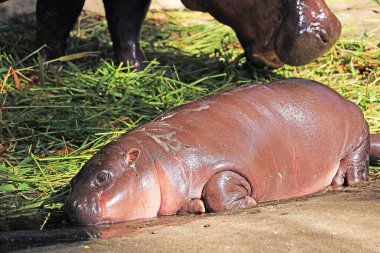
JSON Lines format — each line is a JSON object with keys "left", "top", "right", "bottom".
{"left": 202, "top": 171, "right": 257, "bottom": 213}
{"left": 332, "top": 124, "right": 370, "bottom": 188}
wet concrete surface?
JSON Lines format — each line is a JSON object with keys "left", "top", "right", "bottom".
{"left": 0, "top": 212, "right": 198, "bottom": 251}
{"left": 11, "top": 179, "right": 380, "bottom": 253}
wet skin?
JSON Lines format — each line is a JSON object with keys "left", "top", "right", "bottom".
{"left": 182, "top": 0, "right": 341, "bottom": 68}
{"left": 65, "top": 78, "right": 380, "bottom": 225}
{"left": 0, "top": 0, "right": 340, "bottom": 69}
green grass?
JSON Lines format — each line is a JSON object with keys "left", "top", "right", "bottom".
{"left": 0, "top": 11, "right": 379, "bottom": 217}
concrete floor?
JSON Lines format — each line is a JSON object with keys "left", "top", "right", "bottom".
{"left": 17, "top": 179, "right": 380, "bottom": 253}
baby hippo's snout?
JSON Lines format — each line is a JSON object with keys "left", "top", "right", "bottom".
{"left": 64, "top": 193, "right": 101, "bottom": 225}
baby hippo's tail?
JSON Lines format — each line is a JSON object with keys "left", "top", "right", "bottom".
{"left": 370, "top": 134, "right": 380, "bottom": 166}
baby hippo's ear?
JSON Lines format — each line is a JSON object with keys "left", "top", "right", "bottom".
{"left": 126, "top": 149, "right": 140, "bottom": 167}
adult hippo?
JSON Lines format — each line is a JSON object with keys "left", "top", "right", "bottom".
{"left": 2, "top": 0, "right": 340, "bottom": 69}
{"left": 65, "top": 78, "right": 380, "bottom": 225}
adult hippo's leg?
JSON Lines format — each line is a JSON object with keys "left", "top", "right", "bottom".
{"left": 36, "top": 0, "right": 85, "bottom": 61}
{"left": 331, "top": 124, "right": 370, "bottom": 187}
{"left": 102, "top": 0, "right": 151, "bottom": 70}
{"left": 202, "top": 171, "right": 257, "bottom": 213}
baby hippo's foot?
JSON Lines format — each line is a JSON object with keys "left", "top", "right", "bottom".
{"left": 178, "top": 199, "right": 206, "bottom": 215}
{"left": 202, "top": 171, "right": 257, "bottom": 213}
{"left": 331, "top": 125, "right": 370, "bottom": 188}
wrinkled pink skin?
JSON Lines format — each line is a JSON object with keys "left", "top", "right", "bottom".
{"left": 65, "top": 79, "right": 378, "bottom": 225}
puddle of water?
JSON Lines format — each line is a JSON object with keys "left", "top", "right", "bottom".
{"left": 0, "top": 209, "right": 198, "bottom": 251}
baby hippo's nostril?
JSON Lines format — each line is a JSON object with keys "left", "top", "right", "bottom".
{"left": 73, "top": 200, "right": 80, "bottom": 208}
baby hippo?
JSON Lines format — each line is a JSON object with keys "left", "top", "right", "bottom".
{"left": 65, "top": 78, "right": 379, "bottom": 225}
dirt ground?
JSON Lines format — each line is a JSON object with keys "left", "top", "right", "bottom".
{"left": 16, "top": 179, "right": 380, "bottom": 253}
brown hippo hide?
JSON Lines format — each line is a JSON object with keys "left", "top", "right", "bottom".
{"left": 1, "top": 0, "right": 340, "bottom": 69}
{"left": 65, "top": 79, "right": 376, "bottom": 225}
{"left": 182, "top": 0, "right": 341, "bottom": 68}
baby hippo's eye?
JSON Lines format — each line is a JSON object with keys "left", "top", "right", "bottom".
{"left": 95, "top": 172, "right": 111, "bottom": 186}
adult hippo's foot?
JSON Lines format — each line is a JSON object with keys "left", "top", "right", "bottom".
{"left": 103, "top": 0, "right": 151, "bottom": 70}
{"left": 331, "top": 123, "right": 370, "bottom": 188}
{"left": 202, "top": 171, "right": 257, "bottom": 213}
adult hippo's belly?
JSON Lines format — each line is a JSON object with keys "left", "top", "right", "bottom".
{"left": 64, "top": 79, "right": 377, "bottom": 225}
{"left": 182, "top": 0, "right": 341, "bottom": 68}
